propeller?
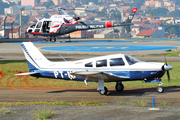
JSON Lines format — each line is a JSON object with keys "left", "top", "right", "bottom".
{"left": 164, "top": 55, "right": 171, "bottom": 83}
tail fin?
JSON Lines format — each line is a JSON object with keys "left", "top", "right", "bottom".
{"left": 124, "top": 8, "right": 137, "bottom": 33}
{"left": 21, "top": 42, "right": 50, "bottom": 70}
{"left": 126, "top": 8, "right": 137, "bottom": 23}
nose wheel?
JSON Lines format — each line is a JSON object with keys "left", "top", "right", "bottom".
{"left": 157, "top": 82, "right": 164, "bottom": 93}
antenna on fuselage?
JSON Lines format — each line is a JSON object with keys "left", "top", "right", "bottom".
{"left": 59, "top": 54, "right": 67, "bottom": 62}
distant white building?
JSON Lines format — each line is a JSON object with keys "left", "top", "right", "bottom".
{"left": 4, "top": 6, "right": 20, "bottom": 15}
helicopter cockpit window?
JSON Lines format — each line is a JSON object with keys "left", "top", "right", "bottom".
{"left": 125, "top": 55, "right": 140, "bottom": 65}
{"left": 60, "top": 9, "right": 68, "bottom": 15}
{"left": 30, "top": 22, "right": 37, "bottom": 28}
{"left": 36, "top": 22, "right": 42, "bottom": 28}
{"left": 96, "top": 59, "right": 107, "bottom": 67}
{"left": 110, "top": 58, "right": 125, "bottom": 66}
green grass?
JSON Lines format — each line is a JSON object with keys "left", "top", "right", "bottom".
{"left": 0, "top": 101, "right": 106, "bottom": 106}
{"left": 166, "top": 51, "right": 180, "bottom": 56}
{"left": 33, "top": 106, "right": 55, "bottom": 119}
{"left": 0, "top": 61, "right": 180, "bottom": 88}
{"left": 159, "top": 101, "right": 171, "bottom": 105}
{"left": 130, "top": 98, "right": 147, "bottom": 107}
{"left": 0, "top": 106, "right": 11, "bottom": 114}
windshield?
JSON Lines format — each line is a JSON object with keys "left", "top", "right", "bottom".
{"left": 30, "top": 22, "right": 37, "bottom": 28}
{"left": 125, "top": 55, "right": 140, "bottom": 65}
{"left": 60, "top": 9, "right": 68, "bottom": 15}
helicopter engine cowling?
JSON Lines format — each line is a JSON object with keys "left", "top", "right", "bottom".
{"left": 75, "top": 17, "right": 80, "bottom": 21}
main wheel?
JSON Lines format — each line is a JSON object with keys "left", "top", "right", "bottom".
{"left": 115, "top": 82, "right": 124, "bottom": 92}
{"left": 99, "top": 87, "right": 108, "bottom": 95}
{"left": 54, "top": 37, "right": 56, "bottom": 42}
{"left": 157, "top": 86, "right": 164, "bottom": 93}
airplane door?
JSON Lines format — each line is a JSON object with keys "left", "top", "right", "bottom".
{"left": 34, "top": 21, "right": 42, "bottom": 33}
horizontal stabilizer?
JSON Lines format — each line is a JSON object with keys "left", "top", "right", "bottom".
{"left": 15, "top": 72, "right": 38, "bottom": 76}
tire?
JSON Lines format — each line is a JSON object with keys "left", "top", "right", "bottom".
{"left": 157, "top": 86, "right": 164, "bottom": 93}
{"left": 99, "top": 87, "right": 108, "bottom": 95}
{"left": 115, "top": 83, "right": 124, "bottom": 92}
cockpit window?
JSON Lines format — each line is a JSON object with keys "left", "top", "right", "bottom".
{"left": 125, "top": 55, "right": 140, "bottom": 65}
{"left": 36, "top": 22, "right": 42, "bottom": 28}
{"left": 96, "top": 59, "right": 107, "bottom": 67}
{"left": 30, "top": 22, "right": 37, "bottom": 28}
{"left": 110, "top": 58, "right": 125, "bottom": 66}
{"left": 85, "top": 62, "right": 93, "bottom": 67}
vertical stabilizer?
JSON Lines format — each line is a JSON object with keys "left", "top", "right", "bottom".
{"left": 21, "top": 42, "right": 50, "bottom": 70}
{"left": 126, "top": 8, "right": 137, "bottom": 24}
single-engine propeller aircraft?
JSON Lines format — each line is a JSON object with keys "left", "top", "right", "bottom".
{"left": 16, "top": 42, "right": 173, "bottom": 95}
{"left": 27, "top": 8, "right": 137, "bottom": 41}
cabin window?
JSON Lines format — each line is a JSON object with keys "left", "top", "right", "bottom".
{"left": 125, "top": 55, "right": 139, "bottom": 65}
{"left": 96, "top": 59, "right": 107, "bottom": 67}
{"left": 110, "top": 58, "right": 125, "bottom": 66}
{"left": 85, "top": 62, "right": 93, "bottom": 67}
{"left": 36, "top": 22, "right": 42, "bottom": 28}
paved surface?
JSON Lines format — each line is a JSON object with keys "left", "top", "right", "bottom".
{"left": 0, "top": 87, "right": 180, "bottom": 104}
{"left": 0, "top": 38, "right": 180, "bottom": 62}
{"left": 1, "top": 87, "right": 180, "bottom": 120}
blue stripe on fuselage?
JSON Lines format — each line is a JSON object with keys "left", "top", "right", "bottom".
{"left": 31, "top": 70, "right": 165, "bottom": 82}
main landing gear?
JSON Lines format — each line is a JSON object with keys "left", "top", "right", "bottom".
{"left": 97, "top": 74, "right": 108, "bottom": 95}
{"left": 157, "top": 81, "right": 164, "bottom": 93}
{"left": 49, "top": 36, "right": 56, "bottom": 42}
{"left": 115, "top": 82, "right": 124, "bottom": 92}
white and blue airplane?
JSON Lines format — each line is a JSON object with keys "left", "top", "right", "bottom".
{"left": 16, "top": 42, "right": 173, "bottom": 95}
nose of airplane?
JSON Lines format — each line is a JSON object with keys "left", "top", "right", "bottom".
{"left": 162, "top": 64, "right": 173, "bottom": 71}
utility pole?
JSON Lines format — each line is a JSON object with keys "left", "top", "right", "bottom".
{"left": 11, "top": 20, "right": 15, "bottom": 39}
{"left": 19, "top": 7, "right": 25, "bottom": 38}
{"left": 4, "top": 16, "right": 7, "bottom": 37}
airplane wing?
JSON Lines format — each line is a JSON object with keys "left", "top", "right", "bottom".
{"left": 71, "top": 71, "right": 129, "bottom": 82}
{"left": 15, "top": 72, "right": 38, "bottom": 76}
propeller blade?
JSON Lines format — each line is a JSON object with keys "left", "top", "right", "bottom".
{"left": 167, "top": 70, "right": 170, "bottom": 83}
{"left": 164, "top": 54, "right": 167, "bottom": 65}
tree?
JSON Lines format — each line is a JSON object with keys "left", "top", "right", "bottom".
{"left": 110, "top": 10, "right": 121, "bottom": 21}
{"left": 44, "top": 13, "right": 49, "bottom": 18}
{"left": 169, "top": 10, "right": 180, "bottom": 18}
{"left": 43, "top": 1, "right": 54, "bottom": 8}
{"left": 150, "top": 8, "right": 168, "bottom": 17}
{"left": 162, "top": 24, "right": 180, "bottom": 36}
{"left": 131, "top": 0, "right": 145, "bottom": 9}
{"left": 97, "top": 8, "right": 107, "bottom": 17}
{"left": 144, "top": 21, "right": 150, "bottom": 24}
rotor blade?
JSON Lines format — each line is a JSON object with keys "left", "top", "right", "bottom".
{"left": 167, "top": 71, "right": 170, "bottom": 83}
{"left": 64, "top": 8, "right": 104, "bottom": 13}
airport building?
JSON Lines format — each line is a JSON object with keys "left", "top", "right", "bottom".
{"left": 21, "top": 0, "right": 36, "bottom": 7}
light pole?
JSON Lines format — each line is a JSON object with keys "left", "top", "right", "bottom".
{"left": 11, "top": 20, "right": 15, "bottom": 39}
{"left": 19, "top": 7, "right": 25, "bottom": 38}
{"left": 4, "top": 16, "right": 7, "bottom": 37}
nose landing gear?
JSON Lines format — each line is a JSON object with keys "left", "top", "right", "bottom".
{"left": 157, "top": 82, "right": 164, "bottom": 93}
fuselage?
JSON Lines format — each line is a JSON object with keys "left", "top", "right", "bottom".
{"left": 29, "top": 54, "right": 171, "bottom": 82}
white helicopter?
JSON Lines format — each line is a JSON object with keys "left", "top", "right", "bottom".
{"left": 16, "top": 42, "right": 173, "bottom": 95}
{"left": 27, "top": 8, "right": 137, "bottom": 41}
